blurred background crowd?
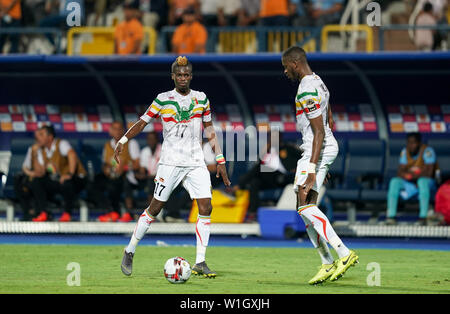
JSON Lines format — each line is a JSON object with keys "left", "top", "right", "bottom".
{"left": 0, "top": 0, "right": 449, "bottom": 54}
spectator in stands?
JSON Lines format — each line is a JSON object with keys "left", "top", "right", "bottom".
{"left": 290, "top": 0, "right": 312, "bottom": 26}
{"left": 84, "top": 0, "right": 107, "bottom": 26}
{"left": 22, "top": 0, "right": 49, "bottom": 27}
{"left": 217, "top": 0, "right": 241, "bottom": 26}
{"left": 200, "top": 0, "right": 218, "bottom": 26}
{"left": 418, "top": 0, "right": 448, "bottom": 23}
{"left": 386, "top": 132, "right": 438, "bottom": 226}
{"left": 13, "top": 136, "right": 44, "bottom": 221}
{"left": 309, "top": 0, "right": 344, "bottom": 26}
{"left": 30, "top": 125, "right": 87, "bottom": 222}
{"left": 415, "top": 2, "right": 437, "bottom": 51}
{"left": 0, "top": 0, "right": 22, "bottom": 53}
{"left": 114, "top": 2, "right": 144, "bottom": 55}
{"left": 135, "top": 0, "right": 169, "bottom": 30}
{"left": 417, "top": 0, "right": 448, "bottom": 50}
{"left": 39, "top": 0, "right": 77, "bottom": 47}
{"left": 259, "top": 0, "right": 290, "bottom": 26}
{"left": 97, "top": 121, "right": 140, "bottom": 222}
{"left": 237, "top": 0, "right": 260, "bottom": 26}
{"left": 135, "top": 131, "right": 161, "bottom": 205}
{"left": 172, "top": 7, "right": 208, "bottom": 54}
{"left": 168, "top": 0, "right": 200, "bottom": 25}
{"left": 231, "top": 138, "right": 302, "bottom": 221}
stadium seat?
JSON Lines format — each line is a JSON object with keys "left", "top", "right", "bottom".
{"left": 348, "top": 139, "right": 385, "bottom": 186}
{"left": 80, "top": 138, "right": 108, "bottom": 174}
{"left": 10, "top": 137, "right": 34, "bottom": 155}
{"left": 384, "top": 139, "right": 405, "bottom": 184}
{"left": 328, "top": 139, "right": 346, "bottom": 188}
{"left": 351, "top": 139, "right": 386, "bottom": 201}
{"left": 327, "top": 139, "right": 359, "bottom": 201}
{"left": 2, "top": 153, "right": 27, "bottom": 200}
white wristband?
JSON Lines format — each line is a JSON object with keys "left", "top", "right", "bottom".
{"left": 307, "top": 162, "right": 316, "bottom": 174}
{"left": 119, "top": 136, "right": 128, "bottom": 145}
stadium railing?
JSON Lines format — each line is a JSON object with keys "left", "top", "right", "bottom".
{"left": 0, "top": 27, "right": 64, "bottom": 54}
{"left": 2, "top": 24, "right": 449, "bottom": 54}
{"left": 161, "top": 26, "right": 318, "bottom": 53}
{"left": 378, "top": 25, "right": 450, "bottom": 51}
{"left": 160, "top": 25, "right": 374, "bottom": 53}
{"left": 320, "top": 24, "right": 373, "bottom": 52}
{"left": 66, "top": 26, "right": 158, "bottom": 55}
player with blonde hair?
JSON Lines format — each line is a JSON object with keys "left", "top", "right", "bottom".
{"left": 118, "top": 56, "right": 231, "bottom": 278}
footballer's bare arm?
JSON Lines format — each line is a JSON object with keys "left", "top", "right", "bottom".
{"left": 114, "top": 119, "right": 148, "bottom": 164}
{"left": 203, "top": 120, "right": 231, "bottom": 187}
{"left": 327, "top": 103, "right": 334, "bottom": 131}
{"left": 309, "top": 115, "right": 325, "bottom": 165}
{"left": 301, "top": 115, "right": 325, "bottom": 199}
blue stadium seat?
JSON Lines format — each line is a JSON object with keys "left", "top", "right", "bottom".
{"left": 10, "top": 137, "right": 34, "bottom": 155}
{"left": 328, "top": 139, "right": 346, "bottom": 188}
{"left": 326, "top": 139, "right": 360, "bottom": 201}
{"left": 2, "top": 138, "right": 34, "bottom": 199}
{"left": 381, "top": 139, "right": 405, "bottom": 190}
{"left": 329, "top": 139, "right": 386, "bottom": 202}
{"left": 346, "top": 139, "right": 385, "bottom": 181}
{"left": 66, "top": 139, "right": 81, "bottom": 156}
{"left": 80, "top": 138, "right": 108, "bottom": 174}
{"left": 3, "top": 153, "right": 27, "bottom": 199}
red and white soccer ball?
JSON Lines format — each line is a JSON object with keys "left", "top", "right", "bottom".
{"left": 164, "top": 257, "right": 191, "bottom": 284}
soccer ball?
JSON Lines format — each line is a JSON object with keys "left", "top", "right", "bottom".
{"left": 164, "top": 257, "right": 191, "bottom": 284}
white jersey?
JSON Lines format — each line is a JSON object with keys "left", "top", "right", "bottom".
{"left": 295, "top": 73, "right": 335, "bottom": 154}
{"left": 140, "top": 89, "right": 212, "bottom": 167}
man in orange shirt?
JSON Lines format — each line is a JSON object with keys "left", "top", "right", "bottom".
{"left": 0, "top": 0, "right": 21, "bottom": 53}
{"left": 172, "top": 7, "right": 207, "bottom": 54}
{"left": 168, "top": 0, "right": 199, "bottom": 25}
{"left": 114, "top": 3, "right": 144, "bottom": 55}
{"left": 259, "top": 0, "right": 290, "bottom": 26}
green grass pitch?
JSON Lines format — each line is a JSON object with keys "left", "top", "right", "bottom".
{"left": 1, "top": 244, "right": 449, "bottom": 294}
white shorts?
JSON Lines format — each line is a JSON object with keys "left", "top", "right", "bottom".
{"left": 293, "top": 139, "right": 339, "bottom": 193}
{"left": 153, "top": 164, "right": 212, "bottom": 202}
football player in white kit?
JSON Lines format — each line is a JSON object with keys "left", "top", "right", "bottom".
{"left": 282, "top": 47, "right": 359, "bottom": 284}
{"left": 117, "top": 56, "right": 231, "bottom": 278}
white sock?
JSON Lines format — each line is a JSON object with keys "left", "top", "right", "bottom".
{"left": 195, "top": 215, "right": 211, "bottom": 264}
{"left": 125, "top": 208, "right": 155, "bottom": 254}
{"left": 301, "top": 215, "right": 334, "bottom": 265}
{"left": 298, "top": 204, "right": 350, "bottom": 259}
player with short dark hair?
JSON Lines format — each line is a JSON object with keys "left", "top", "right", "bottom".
{"left": 117, "top": 56, "right": 231, "bottom": 278}
{"left": 282, "top": 46, "right": 358, "bottom": 284}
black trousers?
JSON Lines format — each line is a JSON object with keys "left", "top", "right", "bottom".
{"left": 13, "top": 173, "right": 34, "bottom": 221}
{"left": 92, "top": 173, "right": 126, "bottom": 214}
{"left": 30, "top": 175, "right": 86, "bottom": 215}
{"left": 238, "top": 164, "right": 294, "bottom": 213}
